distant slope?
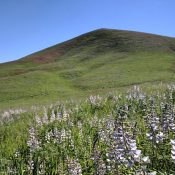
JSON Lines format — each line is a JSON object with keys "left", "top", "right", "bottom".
{"left": 1, "top": 28, "right": 175, "bottom": 109}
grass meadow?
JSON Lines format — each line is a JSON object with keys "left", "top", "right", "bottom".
{"left": 0, "top": 51, "right": 175, "bottom": 111}
{"left": 1, "top": 85, "right": 175, "bottom": 174}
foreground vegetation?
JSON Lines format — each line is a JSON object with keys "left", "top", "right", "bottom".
{"left": 1, "top": 85, "right": 175, "bottom": 174}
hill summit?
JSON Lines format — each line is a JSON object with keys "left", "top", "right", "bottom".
{"left": 20, "top": 28, "right": 175, "bottom": 64}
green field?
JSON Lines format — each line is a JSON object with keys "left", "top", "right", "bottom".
{"left": 0, "top": 29, "right": 175, "bottom": 110}
{"left": 1, "top": 29, "right": 175, "bottom": 174}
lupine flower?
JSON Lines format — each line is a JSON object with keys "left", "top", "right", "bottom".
{"left": 63, "top": 110, "right": 69, "bottom": 121}
{"left": 45, "top": 130, "right": 54, "bottom": 143}
{"left": 146, "top": 113, "right": 162, "bottom": 143}
{"left": 88, "top": 95, "right": 103, "bottom": 107}
{"left": 77, "top": 121, "right": 83, "bottom": 138}
{"left": 67, "top": 158, "right": 82, "bottom": 175}
{"left": 0, "top": 108, "right": 26, "bottom": 124}
{"left": 148, "top": 171, "right": 157, "bottom": 175}
{"left": 42, "top": 107, "right": 48, "bottom": 124}
{"left": 161, "top": 112, "right": 169, "bottom": 134}
{"left": 60, "top": 129, "right": 67, "bottom": 143}
{"left": 128, "top": 139, "right": 142, "bottom": 162}
{"left": 170, "top": 139, "right": 175, "bottom": 163}
{"left": 169, "top": 111, "right": 175, "bottom": 132}
{"left": 141, "top": 156, "right": 150, "bottom": 164}
{"left": 38, "top": 162, "right": 45, "bottom": 175}
{"left": 35, "top": 115, "right": 42, "bottom": 126}
{"left": 111, "top": 126, "right": 126, "bottom": 164}
{"left": 97, "top": 158, "right": 106, "bottom": 175}
{"left": 27, "top": 127, "right": 40, "bottom": 152}
{"left": 14, "top": 150, "right": 20, "bottom": 158}
{"left": 27, "top": 158, "right": 34, "bottom": 173}
{"left": 7, "top": 166, "right": 17, "bottom": 174}
{"left": 50, "top": 109, "right": 56, "bottom": 122}
{"left": 155, "top": 132, "right": 164, "bottom": 143}
{"left": 56, "top": 111, "right": 62, "bottom": 121}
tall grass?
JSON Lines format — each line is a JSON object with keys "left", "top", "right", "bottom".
{"left": 1, "top": 85, "right": 175, "bottom": 174}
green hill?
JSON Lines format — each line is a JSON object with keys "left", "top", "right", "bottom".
{"left": 1, "top": 28, "right": 175, "bottom": 109}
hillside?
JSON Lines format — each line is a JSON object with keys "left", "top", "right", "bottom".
{"left": 1, "top": 28, "right": 175, "bottom": 109}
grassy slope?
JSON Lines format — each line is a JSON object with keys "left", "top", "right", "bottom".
{"left": 0, "top": 29, "right": 175, "bottom": 110}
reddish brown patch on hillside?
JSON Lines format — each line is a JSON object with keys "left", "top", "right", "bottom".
{"left": 24, "top": 48, "right": 65, "bottom": 64}
{"left": 21, "top": 37, "right": 79, "bottom": 64}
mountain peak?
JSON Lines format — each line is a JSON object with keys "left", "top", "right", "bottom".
{"left": 10, "top": 28, "right": 175, "bottom": 64}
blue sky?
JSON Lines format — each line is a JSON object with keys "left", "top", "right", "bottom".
{"left": 0, "top": 0, "right": 175, "bottom": 63}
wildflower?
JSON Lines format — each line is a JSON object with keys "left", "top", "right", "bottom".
{"left": 45, "top": 130, "right": 54, "bottom": 143}
{"left": 67, "top": 158, "right": 82, "bottom": 175}
{"left": 35, "top": 115, "right": 42, "bottom": 126}
{"left": 56, "top": 112, "right": 62, "bottom": 121}
{"left": 170, "top": 139, "right": 175, "bottom": 163}
{"left": 88, "top": 95, "right": 103, "bottom": 107}
{"left": 42, "top": 107, "right": 48, "bottom": 124}
{"left": 27, "top": 158, "right": 34, "bottom": 173}
{"left": 63, "top": 110, "right": 69, "bottom": 121}
{"left": 38, "top": 162, "right": 45, "bottom": 175}
{"left": 27, "top": 127, "right": 40, "bottom": 152}
{"left": 128, "top": 139, "right": 142, "bottom": 162}
{"left": 50, "top": 109, "right": 55, "bottom": 122}
{"left": 60, "top": 129, "right": 67, "bottom": 142}
{"left": 148, "top": 171, "right": 157, "bottom": 175}
{"left": 141, "top": 156, "right": 150, "bottom": 164}
{"left": 97, "top": 158, "right": 106, "bottom": 175}
{"left": 155, "top": 132, "right": 164, "bottom": 143}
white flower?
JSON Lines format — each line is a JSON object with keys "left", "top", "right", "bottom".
{"left": 171, "top": 155, "right": 175, "bottom": 161}
{"left": 142, "top": 156, "right": 150, "bottom": 163}
{"left": 148, "top": 171, "right": 157, "bottom": 175}
{"left": 171, "top": 139, "right": 175, "bottom": 145}
{"left": 134, "top": 150, "right": 141, "bottom": 158}
{"left": 170, "top": 139, "right": 175, "bottom": 163}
